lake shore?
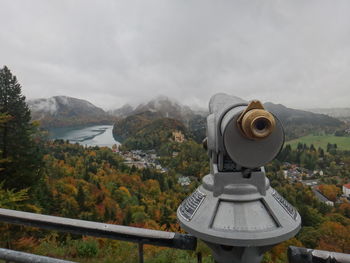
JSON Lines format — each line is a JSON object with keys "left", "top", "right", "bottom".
{"left": 48, "top": 125, "right": 120, "bottom": 148}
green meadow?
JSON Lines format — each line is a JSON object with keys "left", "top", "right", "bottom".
{"left": 286, "top": 134, "right": 350, "bottom": 150}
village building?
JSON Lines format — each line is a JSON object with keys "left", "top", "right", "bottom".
{"left": 178, "top": 176, "right": 191, "bottom": 186}
{"left": 312, "top": 170, "right": 324, "bottom": 176}
{"left": 302, "top": 180, "right": 318, "bottom": 187}
{"left": 312, "top": 189, "right": 334, "bottom": 206}
{"left": 118, "top": 148, "right": 166, "bottom": 172}
{"left": 343, "top": 183, "right": 350, "bottom": 197}
{"left": 124, "top": 161, "right": 147, "bottom": 169}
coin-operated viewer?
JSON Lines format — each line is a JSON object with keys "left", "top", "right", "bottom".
{"left": 177, "top": 94, "right": 301, "bottom": 263}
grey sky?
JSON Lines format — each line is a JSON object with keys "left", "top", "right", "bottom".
{"left": 1, "top": 0, "right": 350, "bottom": 110}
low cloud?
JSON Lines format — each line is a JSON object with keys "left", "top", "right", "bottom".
{"left": 1, "top": 0, "right": 349, "bottom": 109}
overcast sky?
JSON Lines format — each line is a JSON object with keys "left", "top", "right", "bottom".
{"left": 1, "top": 0, "right": 350, "bottom": 110}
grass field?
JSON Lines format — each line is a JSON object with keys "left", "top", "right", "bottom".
{"left": 286, "top": 135, "right": 350, "bottom": 150}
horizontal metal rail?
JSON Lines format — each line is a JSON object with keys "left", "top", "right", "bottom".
{"left": 288, "top": 246, "right": 350, "bottom": 263}
{"left": 0, "top": 248, "right": 75, "bottom": 263}
{"left": 0, "top": 208, "right": 197, "bottom": 250}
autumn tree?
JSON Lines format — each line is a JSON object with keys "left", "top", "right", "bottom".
{"left": 317, "top": 221, "right": 350, "bottom": 253}
{"left": 0, "top": 66, "right": 42, "bottom": 189}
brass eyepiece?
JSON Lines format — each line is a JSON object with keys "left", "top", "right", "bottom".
{"left": 237, "top": 100, "right": 276, "bottom": 140}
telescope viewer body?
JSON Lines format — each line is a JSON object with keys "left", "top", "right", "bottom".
{"left": 207, "top": 93, "right": 284, "bottom": 170}
{"left": 177, "top": 94, "right": 301, "bottom": 263}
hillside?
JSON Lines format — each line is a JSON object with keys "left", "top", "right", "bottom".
{"left": 122, "top": 118, "right": 189, "bottom": 151}
{"left": 28, "top": 96, "right": 114, "bottom": 128}
{"left": 308, "top": 108, "right": 350, "bottom": 122}
{"left": 264, "top": 102, "right": 344, "bottom": 140}
{"left": 112, "top": 112, "right": 156, "bottom": 141}
{"left": 264, "top": 103, "right": 342, "bottom": 126}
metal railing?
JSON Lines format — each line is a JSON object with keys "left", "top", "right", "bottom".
{"left": 0, "top": 248, "right": 75, "bottom": 263}
{"left": 0, "top": 208, "right": 197, "bottom": 263}
{"left": 288, "top": 246, "right": 350, "bottom": 263}
{"left": 1, "top": 208, "right": 350, "bottom": 263}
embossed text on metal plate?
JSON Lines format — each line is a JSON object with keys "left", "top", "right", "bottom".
{"left": 272, "top": 189, "right": 297, "bottom": 220}
{"left": 179, "top": 190, "right": 206, "bottom": 221}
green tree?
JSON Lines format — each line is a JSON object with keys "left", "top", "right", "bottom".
{"left": 297, "top": 226, "right": 320, "bottom": 248}
{"left": 0, "top": 66, "right": 42, "bottom": 189}
{"left": 0, "top": 181, "right": 29, "bottom": 209}
{"left": 310, "top": 144, "right": 316, "bottom": 152}
{"left": 76, "top": 184, "right": 86, "bottom": 211}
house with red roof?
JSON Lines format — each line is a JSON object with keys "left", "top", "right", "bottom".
{"left": 343, "top": 183, "right": 350, "bottom": 197}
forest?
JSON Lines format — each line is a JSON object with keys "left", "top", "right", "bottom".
{"left": 0, "top": 66, "right": 350, "bottom": 262}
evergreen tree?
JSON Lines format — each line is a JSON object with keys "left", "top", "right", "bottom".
{"left": 327, "top": 143, "right": 332, "bottom": 152}
{"left": 318, "top": 147, "right": 325, "bottom": 158}
{"left": 297, "top": 142, "right": 303, "bottom": 152}
{"left": 0, "top": 66, "right": 42, "bottom": 189}
{"left": 76, "top": 184, "right": 86, "bottom": 211}
{"left": 310, "top": 144, "right": 316, "bottom": 152}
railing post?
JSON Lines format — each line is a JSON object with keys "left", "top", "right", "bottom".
{"left": 138, "top": 243, "right": 144, "bottom": 263}
{"left": 197, "top": 252, "right": 202, "bottom": 263}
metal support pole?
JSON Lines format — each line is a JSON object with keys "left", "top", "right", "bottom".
{"left": 138, "top": 243, "right": 144, "bottom": 263}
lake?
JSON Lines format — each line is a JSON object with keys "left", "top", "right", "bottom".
{"left": 48, "top": 125, "right": 121, "bottom": 148}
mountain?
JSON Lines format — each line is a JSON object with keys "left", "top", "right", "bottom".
{"left": 264, "top": 103, "right": 344, "bottom": 139}
{"left": 112, "top": 96, "right": 207, "bottom": 142}
{"left": 264, "top": 103, "right": 343, "bottom": 127}
{"left": 113, "top": 97, "right": 344, "bottom": 144}
{"left": 108, "top": 104, "right": 134, "bottom": 117}
{"left": 28, "top": 96, "right": 113, "bottom": 128}
{"left": 307, "top": 108, "right": 350, "bottom": 122}
{"left": 110, "top": 96, "right": 203, "bottom": 122}
{"left": 133, "top": 96, "right": 195, "bottom": 122}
